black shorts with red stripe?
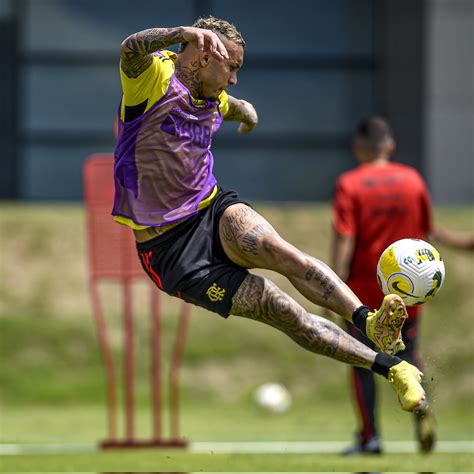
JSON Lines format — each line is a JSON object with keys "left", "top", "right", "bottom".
{"left": 136, "top": 189, "right": 249, "bottom": 317}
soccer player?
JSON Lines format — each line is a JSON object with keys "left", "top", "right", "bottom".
{"left": 331, "top": 116, "right": 474, "bottom": 454}
{"left": 113, "top": 17, "right": 427, "bottom": 418}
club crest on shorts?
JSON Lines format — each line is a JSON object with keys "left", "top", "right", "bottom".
{"left": 206, "top": 283, "right": 226, "bottom": 302}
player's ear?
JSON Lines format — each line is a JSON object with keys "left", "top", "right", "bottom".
{"left": 200, "top": 52, "right": 210, "bottom": 67}
{"left": 386, "top": 138, "right": 396, "bottom": 156}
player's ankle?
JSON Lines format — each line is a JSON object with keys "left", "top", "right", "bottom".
{"left": 371, "top": 353, "right": 402, "bottom": 378}
{"left": 352, "top": 305, "right": 370, "bottom": 335}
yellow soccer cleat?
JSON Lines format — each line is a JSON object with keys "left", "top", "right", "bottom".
{"left": 388, "top": 360, "right": 427, "bottom": 412}
{"left": 366, "top": 294, "right": 408, "bottom": 356}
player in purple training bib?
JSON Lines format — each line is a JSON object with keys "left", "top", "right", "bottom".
{"left": 113, "top": 16, "right": 428, "bottom": 416}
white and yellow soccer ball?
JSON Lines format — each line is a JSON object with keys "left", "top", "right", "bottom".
{"left": 377, "top": 238, "right": 445, "bottom": 306}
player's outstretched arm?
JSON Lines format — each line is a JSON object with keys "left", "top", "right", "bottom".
{"left": 226, "top": 95, "right": 258, "bottom": 134}
{"left": 428, "top": 227, "right": 474, "bottom": 250}
{"left": 120, "top": 26, "right": 229, "bottom": 79}
{"left": 330, "top": 230, "right": 355, "bottom": 282}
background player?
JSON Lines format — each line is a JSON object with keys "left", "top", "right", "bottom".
{"left": 114, "top": 17, "right": 429, "bottom": 418}
{"left": 331, "top": 116, "right": 474, "bottom": 454}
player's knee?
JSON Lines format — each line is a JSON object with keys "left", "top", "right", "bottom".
{"left": 259, "top": 235, "right": 293, "bottom": 260}
{"left": 260, "top": 236, "right": 305, "bottom": 271}
{"left": 259, "top": 234, "right": 280, "bottom": 255}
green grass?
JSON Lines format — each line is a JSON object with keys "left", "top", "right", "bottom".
{"left": 2, "top": 451, "right": 473, "bottom": 472}
{"left": 0, "top": 203, "right": 473, "bottom": 471}
{"left": 1, "top": 400, "right": 474, "bottom": 443}
{"left": 1, "top": 403, "right": 473, "bottom": 471}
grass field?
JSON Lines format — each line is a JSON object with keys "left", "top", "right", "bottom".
{"left": 2, "top": 451, "right": 473, "bottom": 472}
{"left": 1, "top": 402, "right": 474, "bottom": 471}
{"left": 0, "top": 203, "right": 473, "bottom": 471}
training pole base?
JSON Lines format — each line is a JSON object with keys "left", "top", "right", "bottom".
{"left": 99, "top": 438, "right": 188, "bottom": 449}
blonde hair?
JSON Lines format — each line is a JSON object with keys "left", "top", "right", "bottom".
{"left": 179, "top": 16, "right": 245, "bottom": 52}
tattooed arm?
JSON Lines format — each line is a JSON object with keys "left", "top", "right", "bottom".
{"left": 225, "top": 95, "right": 258, "bottom": 134}
{"left": 120, "top": 26, "right": 229, "bottom": 78}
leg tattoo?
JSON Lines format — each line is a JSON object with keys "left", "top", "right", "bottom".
{"left": 220, "top": 204, "right": 362, "bottom": 320}
{"left": 231, "top": 275, "right": 376, "bottom": 368}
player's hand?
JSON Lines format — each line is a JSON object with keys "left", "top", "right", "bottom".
{"left": 237, "top": 100, "right": 258, "bottom": 134}
{"left": 181, "top": 27, "right": 229, "bottom": 61}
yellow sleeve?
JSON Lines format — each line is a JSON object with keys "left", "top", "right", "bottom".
{"left": 218, "top": 90, "right": 230, "bottom": 118}
{"left": 120, "top": 50, "right": 176, "bottom": 120}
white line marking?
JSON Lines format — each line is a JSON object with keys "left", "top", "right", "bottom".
{"left": 191, "top": 440, "right": 474, "bottom": 454}
{"left": 0, "top": 440, "right": 472, "bottom": 455}
{"left": 0, "top": 443, "right": 96, "bottom": 455}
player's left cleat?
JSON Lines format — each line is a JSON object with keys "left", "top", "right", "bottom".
{"left": 388, "top": 360, "right": 427, "bottom": 412}
{"left": 415, "top": 407, "right": 436, "bottom": 453}
{"left": 366, "top": 294, "right": 407, "bottom": 356}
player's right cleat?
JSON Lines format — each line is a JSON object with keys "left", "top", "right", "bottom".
{"left": 366, "top": 294, "right": 407, "bottom": 356}
{"left": 388, "top": 360, "right": 427, "bottom": 412}
{"left": 415, "top": 407, "right": 436, "bottom": 453}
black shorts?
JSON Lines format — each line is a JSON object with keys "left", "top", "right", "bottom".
{"left": 136, "top": 189, "right": 249, "bottom": 317}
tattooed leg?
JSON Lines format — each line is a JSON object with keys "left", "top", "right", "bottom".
{"left": 219, "top": 204, "right": 361, "bottom": 321}
{"left": 231, "top": 274, "right": 376, "bottom": 368}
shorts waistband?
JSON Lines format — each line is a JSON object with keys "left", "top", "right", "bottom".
{"left": 136, "top": 208, "right": 202, "bottom": 252}
{"left": 135, "top": 186, "right": 221, "bottom": 244}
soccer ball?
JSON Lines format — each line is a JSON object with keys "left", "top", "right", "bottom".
{"left": 377, "top": 238, "right": 445, "bottom": 306}
{"left": 254, "top": 383, "right": 292, "bottom": 413}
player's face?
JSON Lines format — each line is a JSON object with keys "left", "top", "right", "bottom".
{"left": 199, "top": 39, "right": 243, "bottom": 100}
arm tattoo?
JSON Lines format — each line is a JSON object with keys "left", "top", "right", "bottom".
{"left": 225, "top": 96, "right": 252, "bottom": 123}
{"left": 231, "top": 275, "right": 375, "bottom": 368}
{"left": 121, "top": 27, "right": 183, "bottom": 78}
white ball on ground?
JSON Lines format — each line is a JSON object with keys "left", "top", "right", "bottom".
{"left": 254, "top": 383, "right": 292, "bottom": 413}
